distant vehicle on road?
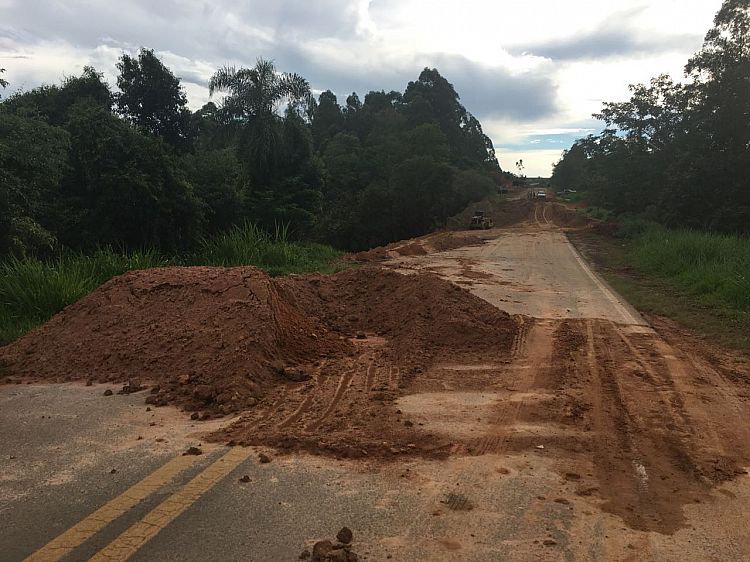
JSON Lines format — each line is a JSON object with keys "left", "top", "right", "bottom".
{"left": 536, "top": 191, "right": 547, "bottom": 199}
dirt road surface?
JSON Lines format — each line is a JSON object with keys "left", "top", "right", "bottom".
{"left": 3, "top": 201, "right": 750, "bottom": 561}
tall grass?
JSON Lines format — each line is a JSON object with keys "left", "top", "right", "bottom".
{"left": 192, "top": 222, "right": 343, "bottom": 276}
{"left": 0, "top": 250, "right": 170, "bottom": 344}
{"left": 0, "top": 224, "right": 345, "bottom": 345}
{"left": 629, "top": 226, "right": 750, "bottom": 312}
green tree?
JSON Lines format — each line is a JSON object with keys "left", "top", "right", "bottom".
{"left": 181, "top": 148, "right": 243, "bottom": 233}
{"left": 684, "top": 0, "right": 750, "bottom": 231}
{"left": 208, "top": 59, "right": 310, "bottom": 186}
{"left": 0, "top": 113, "right": 70, "bottom": 255}
{"left": 554, "top": 1, "right": 750, "bottom": 233}
{"left": 116, "top": 49, "right": 193, "bottom": 149}
{"left": 311, "top": 90, "right": 343, "bottom": 151}
{"left": 59, "top": 101, "right": 202, "bottom": 250}
{"left": 3, "top": 67, "right": 112, "bottom": 126}
{"left": 403, "top": 68, "right": 498, "bottom": 170}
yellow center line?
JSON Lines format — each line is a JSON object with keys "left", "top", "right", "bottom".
{"left": 89, "top": 447, "right": 252, "bottom": 562}
{"left": 24, "top": 454, "right": 200, "bottom": 562}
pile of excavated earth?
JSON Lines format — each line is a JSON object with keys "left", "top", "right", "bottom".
{"left": 0, "top": 263, "right": 518, "bottom": 458}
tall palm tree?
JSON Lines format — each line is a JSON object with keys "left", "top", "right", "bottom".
{"left": 208, "top": 59, "right": 310, "bottom": 185}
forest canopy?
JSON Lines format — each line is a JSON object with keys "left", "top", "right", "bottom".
{"left": 0, "top": 50, "right": 504, "bottom": 257}
{"left": 551, "top": 0, "right": 750, "bottom": 234}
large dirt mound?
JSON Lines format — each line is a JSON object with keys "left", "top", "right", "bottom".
{"left": 217, "top": 267, "right": 518, "bottom": 458}
{"left": 278, "top": 266, "right": 516, "bottom": 373}
{"left": 0, "top": 267, "right": 349, "bottom": 415}
{"left": 0, "top": 266, "right": 518, "bottom": 453}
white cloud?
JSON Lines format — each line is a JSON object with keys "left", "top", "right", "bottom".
{"left": 0, "top": 0, "right": 725, "bottom": 176}
{"left": 496, "top": 149, "right": 565, "bottom": 177}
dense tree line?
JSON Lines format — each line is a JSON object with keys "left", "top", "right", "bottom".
{"left": 552, "top": 0, "right": 749, "bottom": 234}
{"left": 0, "top": 49, "right": 502, "bottom": 256}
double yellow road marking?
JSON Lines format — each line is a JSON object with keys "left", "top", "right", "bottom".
{"left": 25, "top": 447, "right": 252, "bottom": 562}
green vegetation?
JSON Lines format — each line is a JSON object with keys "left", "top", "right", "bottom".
{"left": 1, "top": 52, "right": 504, "bottom": 258}
{"left": 0, "top": 250, "right": 170, "bottom": 344}
{"left": 552, "top": 0, "right": 749, "bottom": 235}
{"left": 0, "top": 224, "right": 344, "bottom": 344}
{"left": 191, "top": 222, "right": 345, "bottom": 275}
{"left": 570, "top": 224, "right": 750, "bottom": 354}
{"left": 578, "top": 206, "right": 613, "bottom": 221}
{"left": 629, "top": 227, "right": 750, "bottom": 313}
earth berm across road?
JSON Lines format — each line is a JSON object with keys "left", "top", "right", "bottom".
{"left": 2, "top": 199, "right": 750, "bottom": 561}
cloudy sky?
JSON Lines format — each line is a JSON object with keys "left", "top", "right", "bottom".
{"left": 1, "top": 0, "right": 722, "bottom": 175}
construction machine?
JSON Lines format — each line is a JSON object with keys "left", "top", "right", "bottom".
{"left": 469, "top": 210, "right": 494, "bottom": 230}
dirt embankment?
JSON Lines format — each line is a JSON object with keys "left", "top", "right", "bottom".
{"left": 0, "top": 265, "right": 518, "bottom": 459}
{"left": 445, "top": 198, "right": 534, "bottom": 230}
{"left": 350, "top": 231, "right": 486, "bottom": 262}
{"left": 537, "top": 202, "right": 594, "bottom": 228}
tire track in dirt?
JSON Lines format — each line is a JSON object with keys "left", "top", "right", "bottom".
{"left": 679, "top": 350, "right": 750, "bottom": 448}
{"left": 388, "top": 366, "right": 401, "bottom": 390}
{"left": 397, "top": 322, "right": 553, "bottom": 548}
{"left": 365, "top": 363, "right": 376, "bottom": 391}
{"left": 305, "top": 369, "right": 356, "bottom": 432}
{"left": 465, "top": 320, "right": 550, "bottom": 456}
{"left": 586, "top": 320, "right": 664, "bottom": 530}
{"left": 582, "top": 319, "right": 747, "bottom": 533}
{"left": 610, "top": 322, "right": 694, "bottom": 436}
{"left": 585, "top": 320, "right": 655, "bottom": 556}
{"left": 278, "top": 391, "right": 316, "bottom": 430}
{"left": 511, "top": 317, "right": 532, "bottom": 360}
{"left": 648, "top": 338, "right": 729, "bottom": 457}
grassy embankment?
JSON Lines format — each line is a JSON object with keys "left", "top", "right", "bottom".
{"left": 0, "top": 223, "right": 345, "bottom": 345}
{"left": 572, "top": 223, "right": 750, "bottom": 353}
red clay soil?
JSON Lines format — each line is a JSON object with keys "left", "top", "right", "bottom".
{"left": 218, "top": 266, "right": 518, "bottom": 459}
{"left": 0, "top": 265, "right": 518, "bottom": 458}
{"left": 0, "top": 267, "right": 349, "bottom": 416}
{"left": 543, "top": 203, "right": 594, "bottom": 228}
{"left": 350, "top": 231, "right": 485, "bottom": 262}
{"left": 392, "top": 242, "right": 428, "bottom": 256}
{"left": 277, "top": 266, "right": 517, "bottom": 374}
{"left": 429, "top": 233, "right": 485, "bottom": 252}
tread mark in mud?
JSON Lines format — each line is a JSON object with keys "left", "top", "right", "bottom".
{"left": 278, "top": 391, "right": 316, "bottom": 429}
{"left": 305, "top": 370, "right": 355, "bottom": 432}
{"left": 610, "top": 321, "right": 694, "bottom": 436}
{"left": 511, "top": 318, "right": 531, "bottom": 359}
{"left": 365, "top": 363, "right": 376, "bottom": 391}
{"left": 471, "top": 321, "right": 542, "bottom": 456}
{"left": 388, "top": 366, "right": 402, "bottom": 390}
{"left": 263, "top": 385, "right": 288, "bottom": 419}
{"left": 681, "top": 351, "right": 750, "bottom": 445}
{"left": 444, "top": 492, "right": 473, "bottom": 511}
{"left": 588, "top": 320, "right": 664, "bottom": 528}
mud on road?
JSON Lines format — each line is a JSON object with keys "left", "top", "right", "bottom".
{"left": 3, "top": 199, "right": 750, "bottom": 560}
